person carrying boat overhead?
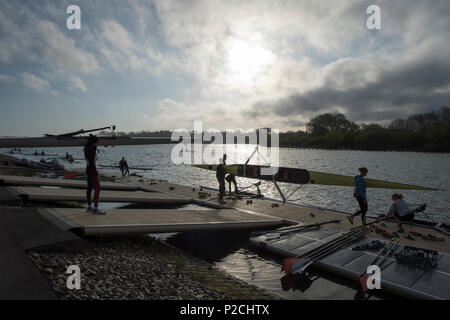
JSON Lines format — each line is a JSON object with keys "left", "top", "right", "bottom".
{"left": 217, "top": 154, "right": 227, "bottom": 205}
{"left": 84, "top": 135, "right": 105, "bottom": 215}
{"left": 119, "top": 157, "right": 130, "bottom": 176}
{"left": 347, "top": 167, "right": 368, "bottom": 225}
{"left": 386, "top": 194, "right": 426, "bottom": 222}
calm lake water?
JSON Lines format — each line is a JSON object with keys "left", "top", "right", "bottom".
{"left": 2, "top": 144, "right": 449, "bottom": 299}
{"left": 5, "top": 144, "right": 447, "bottom": 222}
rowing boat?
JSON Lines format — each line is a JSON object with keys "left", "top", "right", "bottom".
{"left": 193, "top": 164, "right": 436, "bottom": 190}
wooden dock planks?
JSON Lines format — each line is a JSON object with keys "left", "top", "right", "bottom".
{"left": 7, "top": 186, "right": 191, "bottom": 204}
{"left": 0, "top": 174, "right": 139, "bottom": 191}
{"left": 41, "top": 208, "right": 287, "bottom": 235}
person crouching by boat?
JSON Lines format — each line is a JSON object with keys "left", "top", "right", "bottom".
{"left": 226, "top": 173, "right": 239, "bottom": 197}
{"left": 84, "top": 135, "right": 105, "bottom": 215}
{"left": 347, "top": 167, "right": 368, "bottom": 225}
{"left": 387, "top": 194, "right": 426, "bottom": 222}
{"left": 217, "top": 154, "right": 227, "bottom": 205}
{"left": 119, "top": 157, "right": 130, "bottom": 176}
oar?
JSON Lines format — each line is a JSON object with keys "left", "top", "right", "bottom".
{"left": 275, "top": 219, "right": 342, "bottom": 233}
{"left": 274, "top": 221, "right": 344, "bottom": 241}
{"left": 349, "top": 216, "right": 387, "bottom": 231}
{"left": 358, "top": 239, "right": 395, "bottom": 290}
{"left": 281, "top": 227, "right": 362, "bottom": 271}
{"left": 378, "top": 240, "right": 400, "bottom": 269}
{"left": 282, "top": 225, "right": 374, "bottom": 274}
{"left": 253, "top": 219, "right": 342, "bottom": 238}
{"left": 359, "top": 240, "right": 400, "bottom": 292}
{"left": 289, "top": 227, "right": 375, "bottom": 274}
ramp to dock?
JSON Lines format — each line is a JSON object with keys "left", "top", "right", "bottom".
{"left": 0, "top": 208, "right": 79, "bottom": 299}
{"left": 40, "top": 208, "right": 287, "bottom": 236}
{"left": 7, "top": 186, "right": 191, "bottom": 204}
{"left": 0, "top": 174, "right": 139, "bottom": 191}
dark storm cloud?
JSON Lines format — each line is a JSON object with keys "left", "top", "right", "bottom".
{"left": 248, "top": 58, "right": 450, "bottom": 123}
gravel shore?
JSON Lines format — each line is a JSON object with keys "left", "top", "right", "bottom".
{"left": 1, "top": 156, "right": 279, "bottom": 300}
{"left": 27, "top": 235, "right": 280, "bottom": 300}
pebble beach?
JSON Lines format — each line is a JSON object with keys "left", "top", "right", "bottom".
{"left": 27, "top": 234, "right": 279, "bottom": 300}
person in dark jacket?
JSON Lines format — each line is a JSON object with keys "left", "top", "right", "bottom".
{"left": 216, "top": 154, "right": 227, "bottom": 204}
{"left": 119, "top": 157, "right": 130, "bottom": 176}
{"left": 84, "top": 135, "right": 105, "bottom": 215}
{"left": 347, "top": 167, "right": 368, "bottom": 225}
{"left": 226, "top": 173, "right": 239, "bottom": 197}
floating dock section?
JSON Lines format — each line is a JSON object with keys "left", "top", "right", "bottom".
{"left": 0, "top": 174, "right": 139, "bottom": 191}
{"left": 250, "top": 229, "right": 450, "bottom": 300}
{"left": 1, "top": 174, "right": 288, "bottom": 236}
{"left": 6, "top": 186, "right": 191, "bottom": 205}
{"left": 40, "top": 208, "right": 286, "bottom": 236}
{"left": 2, "top": 173, "right": 448, "bottom": 300}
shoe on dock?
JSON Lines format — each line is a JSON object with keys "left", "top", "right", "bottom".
{"left": 92, "top": 208, "right": 106, "bottom": 215}
{"left": 404, "top": 233, "right": 415, "bottom": 240}
{"left": 415, "top": 203, "right": 427, "bottom": 213}
{"left": 86, "top": 206, "right": 93, "bottom": 212}
{"left": 422, "top": 234, "right": 444, "bottom": 241}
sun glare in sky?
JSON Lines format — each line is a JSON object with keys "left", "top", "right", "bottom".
{"left": 227, "top": 39, "right": 273, "bottom": 85}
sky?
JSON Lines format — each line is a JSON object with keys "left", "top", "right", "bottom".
{"left": 0, "top": 0, "right": 449, "bottom": 136}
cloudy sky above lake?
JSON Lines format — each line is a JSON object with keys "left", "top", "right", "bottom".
{"left": 1, "top": 0, "right": 449, "bottom": 136}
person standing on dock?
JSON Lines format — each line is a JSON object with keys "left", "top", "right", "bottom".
{"left": 119, "top": 157, "right": 130, "bottom": 176}
{"left": 84, "top": 135, "right": 105, "bottom": 215}
{"left": 347, "top": 167, "right": 368, "bottom": 225}
{"left": 217, "top": 154, "right": 227, "bottom": 204}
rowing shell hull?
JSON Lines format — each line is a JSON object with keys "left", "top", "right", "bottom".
{"left": 193, "top": 164, "right": 435, "bottom": 190}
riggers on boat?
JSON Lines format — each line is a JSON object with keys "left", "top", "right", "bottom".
{"left": 358, "top": 239, "right": 400, "bottom": 292}
{"left": 193, "top": 164, "right": 436, "bottom": 190}
{"left": 281, "top": 224, "right": 376, "bottom": 275}
{"left": 250, "top": 221, "right": 450, "bottom": 300}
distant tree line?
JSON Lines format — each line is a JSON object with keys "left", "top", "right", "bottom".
{"left": 98, "top": 130, "right": 172, "bottom": 137}
{"left": 98, "top": 107, "right": 450, "bottom": 152}
{"left": 279, "top": 107, "right": 450, "bottom": 152}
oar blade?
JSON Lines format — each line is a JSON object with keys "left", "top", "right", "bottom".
{"left": 291, "top": 258, "right": 313, "bottom": 275}
{"left": 281, "top": 257, "right": 299, "bottom": 274}
{"left": 359, "top": 273, "right": 370, "bottom": 292}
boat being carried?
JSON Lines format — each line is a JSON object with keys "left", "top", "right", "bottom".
{"left": 0, "top": 125, "right": 177, "bottom": 148}
{"left": 194, "top": 164, "right": 437, "bottom": 191}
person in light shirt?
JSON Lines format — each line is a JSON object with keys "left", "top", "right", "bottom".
{"left": 387, "top": 194, "right": 426, "bottom": 222}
